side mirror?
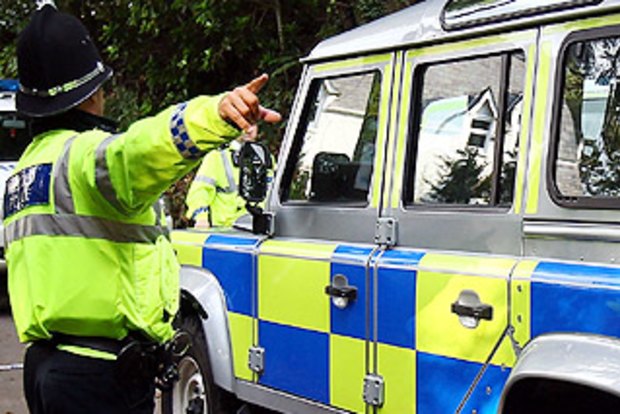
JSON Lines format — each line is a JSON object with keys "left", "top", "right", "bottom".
{"left": 238, "top": 141, "right": 274, "bottom": 235}
{"left": 239, "top": 141, "right": 273, "bottom": 203}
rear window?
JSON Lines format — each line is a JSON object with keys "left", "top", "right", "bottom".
{"left": 552, "top": 33, "right": 620, "bottom": 208}
{"left": 404, "top": 51, "right": 526, "bottom": 207}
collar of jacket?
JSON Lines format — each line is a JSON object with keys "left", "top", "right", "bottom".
{"left": 29, "top": 109, "right": 118, "bottom": 137}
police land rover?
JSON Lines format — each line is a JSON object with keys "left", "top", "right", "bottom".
{"left": 0, "top": 80, "right": 27, "bottom": 310}
{"left": 168, "top": 1, "right": 620, "bottom": 413}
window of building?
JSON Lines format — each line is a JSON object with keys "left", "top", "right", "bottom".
{"left": 404, "top": 51, "right": 525, "bottom": 207}
{"left": 281, "top": 71, "right": 382, "bottom": 206}
{"left": 554, "top": 34, "right": 620, "bottom": 207}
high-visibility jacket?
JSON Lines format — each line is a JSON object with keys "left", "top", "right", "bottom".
{"left": 185, "top": 144, "right": 247, "bottom": 227}
{"left": 3, "top": 95, "right": 239, "bottom": 344}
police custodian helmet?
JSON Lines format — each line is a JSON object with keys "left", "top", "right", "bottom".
{"left": 16, "top": 2, "right": 113, "bottom": 117}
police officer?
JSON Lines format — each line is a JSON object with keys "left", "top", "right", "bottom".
{"left": 185, "top": 135, "right": 259, "bottom": 228}
{"left": 5, "top": 4, "right": 280, "bottom": 414}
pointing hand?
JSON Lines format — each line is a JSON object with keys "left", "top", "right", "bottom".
{"left": 218, "top": 74, "right": 282, "bottom": 133}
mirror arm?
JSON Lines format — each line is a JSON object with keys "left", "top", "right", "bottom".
{"left": 246, "top": 203, "right": 274, "bottom": 236}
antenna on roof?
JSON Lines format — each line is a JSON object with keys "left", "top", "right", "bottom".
{"left": 36, "top": 0, "right": 57, "bottom": 10}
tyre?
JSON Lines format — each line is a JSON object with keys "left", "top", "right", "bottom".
{"left": 162, "top": 313, "right": 238, "bottom": 414}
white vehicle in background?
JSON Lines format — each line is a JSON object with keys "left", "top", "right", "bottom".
{"left": 0, "top": 80, "right": 27, "bottom": 310}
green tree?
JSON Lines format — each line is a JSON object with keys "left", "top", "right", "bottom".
{"left": 1, "top": 0, "right": 418, "bottom": 223}
{"left": 426, "top": 147, "right": 490, "bottom": 204}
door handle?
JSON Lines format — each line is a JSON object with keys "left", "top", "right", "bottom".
{"left": 451, "top": 302, "right": 493, "bottom": 320}
{"left": 451, "top": 290, "right": 493, "bottom": 329}
{"left": 325, "top": 274, "right": 357, "bottom": 309}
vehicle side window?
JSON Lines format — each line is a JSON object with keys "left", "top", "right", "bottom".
{"left": 405, "top": 51, "right": 525, "bottom": 207}
{"left": 281, "top": 71, "right": 382, "bottom": 205}
{"left": 554, "top": 35, "right": 620, "bottom": 203}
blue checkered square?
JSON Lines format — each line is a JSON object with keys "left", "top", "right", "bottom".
{"left": 170, "top": 103, "right": 205, "bottom": 159}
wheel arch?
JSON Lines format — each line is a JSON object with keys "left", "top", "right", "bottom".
{"left": 499, "top": 333, "right": 620, "bottom": 413}
{"left": 178, "top": 265, "right": 236, "bottom": 393}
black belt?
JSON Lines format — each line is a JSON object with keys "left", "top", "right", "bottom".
{"left": 51, "top": 333, "right": 127, "bottom": 355}
{"left": 45, "top": 332, "right": 189, "bottom": 390}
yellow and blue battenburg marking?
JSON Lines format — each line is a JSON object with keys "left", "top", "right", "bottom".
{"left": 375, "top": 249, "right": 424, "bottom": 349}
{"left": 203, "top": 234, "right": 260, "bottom": 316}
{"left": 415, "top": 254, "right": 514, "bottom": 414}
{"left": 529, "top": 261, "right": 620, "bottom": 338}
{"left": 331, "top": 245, "right": 377, "bottom": 413}
{"left": 373, "top": 249, "right": 424, "bottom": 414}
{"left": 175, "top": 233, "right": 519, "bottom": 413}
{"left": 202, "top": 233, "right": 263, "bottom": 382}
{"left": 257, "top": 240, "right": 335, "bottom": 404}
{"left": 175, "top": 232, "right": 620, "bottom": 413}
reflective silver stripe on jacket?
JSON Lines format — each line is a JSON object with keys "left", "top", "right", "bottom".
{"left": 221, "top": 149, "right": 237, "bottom": 194}
{"left": 5, "top": 214, "right": 165, "bottom": 245}
{"left": 193, "top": 175, "right": 217, "bottom": 187}
{"left": 54, "top": 136, "right": 78, "bottom": 214}
{"left": 95, "top": 134, "right": 129, "bottom": 214}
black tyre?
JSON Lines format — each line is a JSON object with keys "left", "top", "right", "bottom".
{"left": 162, "top": 314, "right": 237, "bottom": 414}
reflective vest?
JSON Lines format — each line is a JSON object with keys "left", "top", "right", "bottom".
{"left": 185, "top": 146, "right": 247, "bottom": 227}
{"left": 4, "top": 95, "right": 239, "bottom": 344}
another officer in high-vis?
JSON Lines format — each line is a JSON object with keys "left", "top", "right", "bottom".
{"left": 185, "top": 137, "right": 249, "bottom": 228}
{"left": 5, "top": 5, "right": 280, "bottom": 414}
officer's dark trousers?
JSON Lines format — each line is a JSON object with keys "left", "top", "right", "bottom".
{"left": 24, "top": 342, "right": 155, "bottom": 414}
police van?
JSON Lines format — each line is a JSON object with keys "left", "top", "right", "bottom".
{"left": 0, "top": 80, "right": 26, "bottom": 310}
{"left": 168, "top": 1, "right": 620, "bottom": 413}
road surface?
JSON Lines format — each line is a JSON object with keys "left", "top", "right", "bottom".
{"left": 0, "top": 312, "right": 26, "bottom": 414}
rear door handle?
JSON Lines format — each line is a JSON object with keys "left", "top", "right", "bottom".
{"left": 451, "top": 290, "right": 493, "bottom": 329}
{"left": 325, "top": 274, "right": 357, "bottom": 309}
{"left": 451, "top": 302, "right": 493, "bottom": 320}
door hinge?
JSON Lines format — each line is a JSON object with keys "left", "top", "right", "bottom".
{"left": 363, "top": 374, "right": 385, "bottom": 407}
{"left": 248, "top": 346, "right": 265, "bottom": 374}
{"left": 374, "top": 217, "right": 397, "bottom": 246}
{"left": 507, "top": 325, "right": 523, "bottom": 358}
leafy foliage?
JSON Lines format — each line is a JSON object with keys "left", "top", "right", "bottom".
{"left": 1, "top": 0, "right": 417, "bottom": 134}
{"left": 0, "top": 0, "right": 418, "bottom": 222}
{"left": 426, "top": 147, "right": 490, "bottom": 204}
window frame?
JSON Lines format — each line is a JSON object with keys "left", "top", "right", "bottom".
{"left": 547, "top": 25, "right": 620, "bottom": 210}
{"left": 402, "top": 49, "right": 524, "bottom": 212}
{"left": 279, "top": 69, "right": 383, "bottom": 208}
{"left": 441, "top": 0, "right": 603, "bottom": 31}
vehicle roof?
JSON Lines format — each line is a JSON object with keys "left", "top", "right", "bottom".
{"left": 306, "top": 0, "right": 620, "bottom": 62}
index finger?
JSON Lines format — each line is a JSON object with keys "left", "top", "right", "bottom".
{"left": 245, "top": 73, "right": 269, "bottom": 94}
